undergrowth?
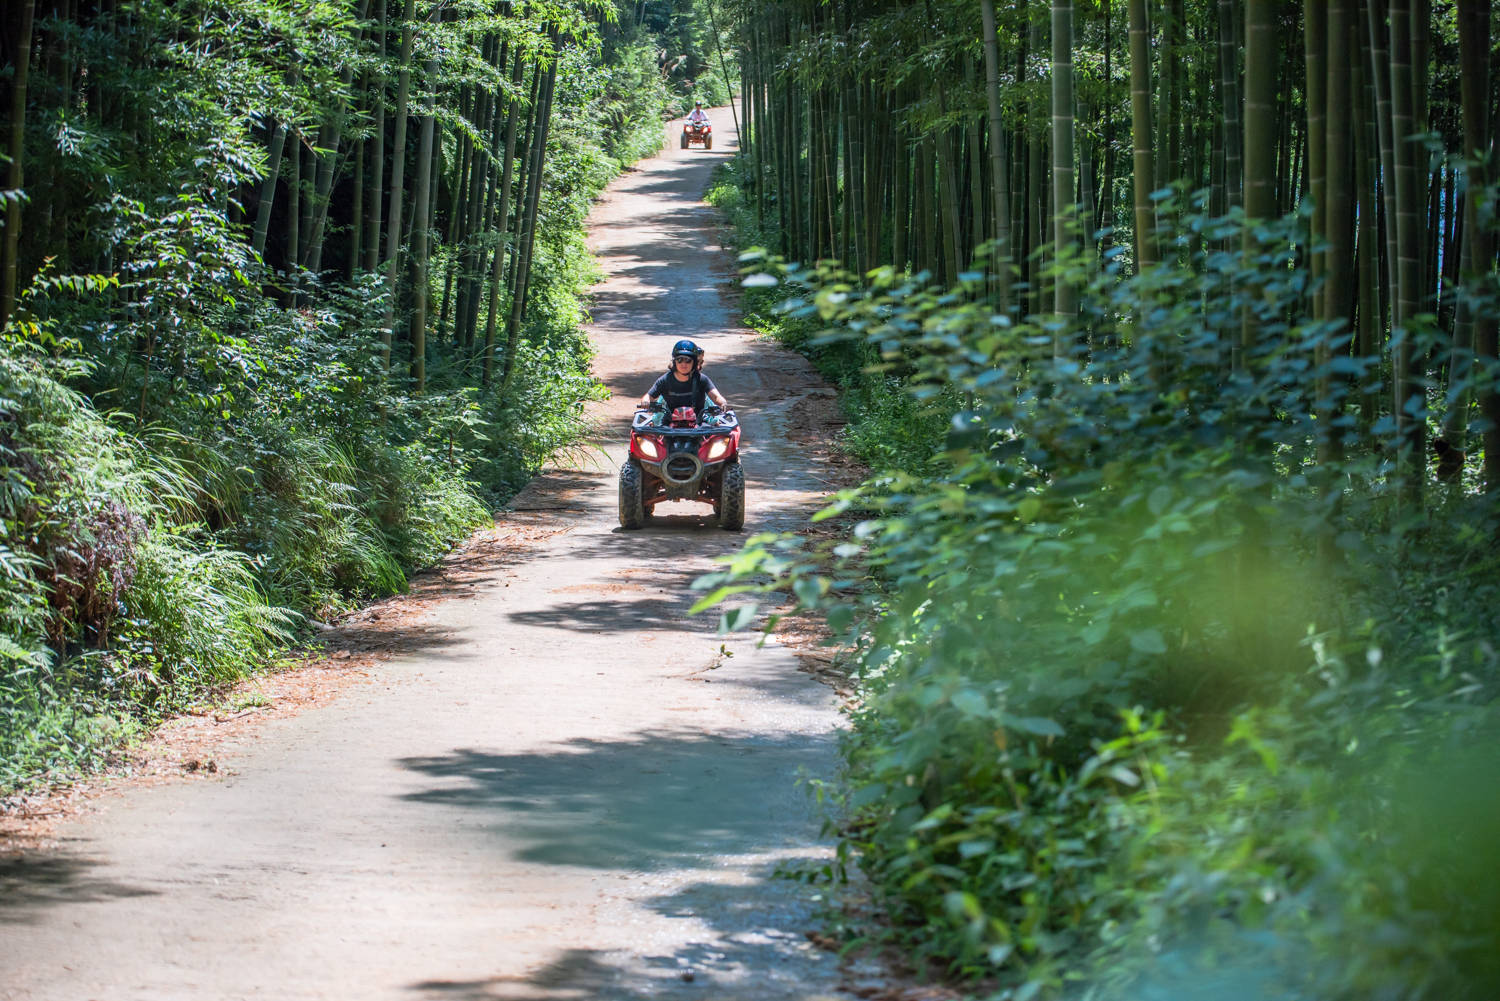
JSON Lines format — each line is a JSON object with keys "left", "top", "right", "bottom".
{"left": 706, "top": 160, "right": 948, "bottom": 475}
{"left": 699, "top": 167, "right": 1500, "bottom": 1000}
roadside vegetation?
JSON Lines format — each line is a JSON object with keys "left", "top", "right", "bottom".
{"left": 0, "top": 0, "right": 735, "bottom": 793}
{"left": 700, "top": 2, "right": 1500, "bottom": 999}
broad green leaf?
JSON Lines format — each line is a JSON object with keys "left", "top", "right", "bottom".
{"left": 1080, "top": 619, "right": 1111, "bottom": 646}
{"left": 719, "top": 604, "right": 758, "bottom": 633}
{"left": 793, "top": 576, "right": 826, "bottom": 607}
{"left": 1130, "top": 628, "right": 1167, "bottom": 654}
{"left": 688, "top": 583, "right": 755, "bottom": 615}
{"left": 950, "top": 688, "right": 988, "bottom": 718}
{"left": 1003, "top": 715, "right": 1064, "bottom": 737}
{"left": 958, "top": 839, "right": 995, "bottom": 859}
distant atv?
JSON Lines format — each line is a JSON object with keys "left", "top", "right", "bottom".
{"left": 681, "top": 121, "right": 711, "bottom": 149}
{"left": 619, "top": 404, "right": 743, "bottom": 530}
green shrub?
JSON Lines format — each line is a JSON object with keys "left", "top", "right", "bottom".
{"left": 0, "top": 342, "right": 296, "bottom": 790}
{"left": 115, "top": 531, "right": 297, "bottom": 704}
{"left": 698, "top": 195, "right": 1500, "bottom": 999}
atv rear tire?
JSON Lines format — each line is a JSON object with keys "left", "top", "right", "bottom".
{"left": 619, "top": 458, "right": 646, "bottom": 529}
{"left": 717, "top": 461, "right": 745, "bottom": 531}
{"left": 705, "top": 134, "right": 712, "bottom": 149}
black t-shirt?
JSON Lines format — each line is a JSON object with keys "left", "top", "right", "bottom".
{"left": 647, "top": 371, "right": 716, "bottom": 412}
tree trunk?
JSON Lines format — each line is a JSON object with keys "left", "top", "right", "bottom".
{"left": 937, "top": 124, "right": 963, "bottom": 288}
{"left": 364, "top": 0, "right": 387, "bottom": 274}
{"left": 1218, "top": 0, "right": 1242, "bottom": 213}
{"left": 892, "top": 130, "right": 909, "bottom": 272}
{"left": 482, "top": 50, "right": 526, "bottom": 386}
{"left": 1456, "top": 0, "right": 1497, "bottom": 489}
{"left": 380, "top": 0, "right": 417, "bottom": 367}
{"left": 981, "top": 0, "right": 1014, "bottom": 312}
{"left": 500, "top": 53, "right": 559, "bottom": 399}
{"left": 1321, "top": 0, "right": 1356, "bottom": 463}
{"left": 440, "top": 87, "right": 472, "bottom": 344}
{"left": 1353, "top": 29, "right": 1381, "bottom": 439}
{"left": 917, "top": 143, "right": 935, "bottom": 278}
{"left": 1304, "top": 0, "right": 1328, "bottom": 317}
{"left": 287, "top": 131, "right": 301, "bottom": 274}
{"left": 251, "top": 120, "right": 288, "bottom": 258}
{"left": 1241, "top": 0, "right": 1278, "bottom": 362}
{"left": 350, "top": 128, "right": 365, "bottom": 277}
{"left": 1052, "top": 0, "right": 1078, "bottom": 336}
{"left": 1323, "top": 1, "right": 1356, "bottom": 331}
{"left": 305, "top": 1, "right": 366, "bottom": 279}
{"left": 1388, "top": 0, "right": 1425, "bottom": 495}
{"left": 1410, "top": 0, "right": 1431, "bottom": 309}
{"left": 1127, "top": 0, "right": 1157, "bottom": 269}
{"left": 408, "top": 60, "right": 436, "bottom": 394}
{"left": 1364, "top": 0, "right": 1400, "bottom": 337}
{"left": 1, "top": 0, "right": 36, "bottom": 327}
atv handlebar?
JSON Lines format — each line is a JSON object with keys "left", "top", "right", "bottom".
{"left": 632, "top": 408, "right": 738, "bottom": 432}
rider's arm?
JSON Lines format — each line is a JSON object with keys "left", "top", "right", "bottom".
{"left": 638, "top": 374, "right": 666, "bottom": 409}
{"left": 707, "top": 387, "right": 728, "bottom": 408}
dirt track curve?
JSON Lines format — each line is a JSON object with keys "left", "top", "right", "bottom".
{"left": 0, "top": 109, "right": 861, "bottom": 1000}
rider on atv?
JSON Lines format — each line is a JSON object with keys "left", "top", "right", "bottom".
{"left": 686, "top": 102, "right": 710, "bottom": 128}
{"left": 623, "top": 339, "right": 744, "bottom": 530}
{"left": 638, "top": 339, "right": 729, "bottom": 417}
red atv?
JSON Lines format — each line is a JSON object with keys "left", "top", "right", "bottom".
{"left": 620, "top": 404, "right": 743, "bottom": 530}
{"left": 681, "top": 121, "right": 712, "bottom": 149}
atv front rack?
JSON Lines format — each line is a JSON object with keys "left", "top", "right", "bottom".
{"left": 632, "top": 410, "right": 739, "bottom": 434}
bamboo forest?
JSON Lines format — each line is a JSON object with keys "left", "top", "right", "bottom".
{"left": 3, "top": 0, "right": 1499, "bottom": 998}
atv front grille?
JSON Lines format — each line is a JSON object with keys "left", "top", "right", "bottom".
{"left": 663, "top": 454, "right": 701, "bottom": 483}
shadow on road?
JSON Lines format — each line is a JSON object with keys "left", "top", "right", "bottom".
{"left": 396, "top": 728, "right": 834, "bottom": 872}
{"left": 0, "top": 854, "right": 159, "bottom": 922}
{"left": 405, "top": 872, "right": 837, "bottom": 1001}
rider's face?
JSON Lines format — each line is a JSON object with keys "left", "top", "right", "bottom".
{"left": 674, "top": 356, "right": 694, "bottom": 372}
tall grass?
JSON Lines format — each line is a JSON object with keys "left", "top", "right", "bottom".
{"left": 0, "top": 348, "right": 296, "bottom": 790}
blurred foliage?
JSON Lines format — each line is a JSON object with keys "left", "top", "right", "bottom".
{"left": 696, "top": 187, "right": 1500, "bottom": 999}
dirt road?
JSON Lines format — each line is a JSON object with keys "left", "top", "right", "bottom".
{"left": 0, "top": 109, "right": 854, "bottom": 1000}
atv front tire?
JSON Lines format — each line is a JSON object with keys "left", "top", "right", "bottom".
{"left": 619, "top": 458, "right": 647, "bottom": 529}
{"left": 717, "top": 461, "right": 745, "bottom": 531}
{"left": 680, "top": 132, "right": 689, "bottom": 149}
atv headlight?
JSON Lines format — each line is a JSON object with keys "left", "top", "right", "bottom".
{"left": 636, "top": 437, "right": 663, "bottom": 461}
{"left": 704, "top": 437, "right": 730, "bottom": 462}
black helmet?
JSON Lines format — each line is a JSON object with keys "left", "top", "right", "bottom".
{"left": 694, "top": 101, "right": 703, "bottom": 108}
{"left": 671, "top": 338, "right": 702, "bottom": 360}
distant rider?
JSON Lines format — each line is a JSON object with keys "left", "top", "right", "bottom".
{"left": 686, "top": 101, "right": 711, "bottom": 128}
{"left": 638, "top": 339, "right": 729, "bottom": 417}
